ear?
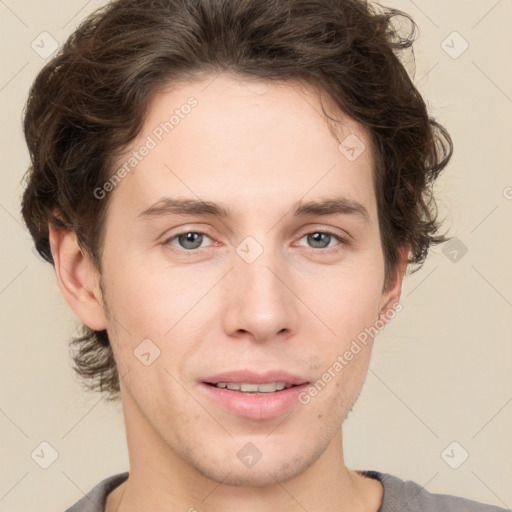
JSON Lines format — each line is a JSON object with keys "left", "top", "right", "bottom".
{"left": 377, "top": 246, "right": 409, "bottom": 324}
{"left": 48, "top": 223, "right": 107, "bottom": 331}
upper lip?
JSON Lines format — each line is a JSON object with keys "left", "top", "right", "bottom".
{"left": 202, "top": 370, "right": 309, "bottom": 386}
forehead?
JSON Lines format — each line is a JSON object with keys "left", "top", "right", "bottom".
{"left": 108, "top": 73, "right": 377, "bottom": 222}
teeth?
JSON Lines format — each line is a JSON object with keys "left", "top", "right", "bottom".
{"left": 241, "top": 383, "right": 261, "bottom": 392}
{"left": 215, "top": 382, "right": 291, "bottom": 393}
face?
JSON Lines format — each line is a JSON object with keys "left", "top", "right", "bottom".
{"left": 95, "top": 74, "right": 402, "bottom": 486}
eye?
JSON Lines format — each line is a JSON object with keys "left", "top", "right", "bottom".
{"left": 296, "top": 231, "right": 347, "bottom": 253}
{"left": 164, "top": 231, "right": 213, "bottom": 251}
{"left": 163, "top": 229, "right": 348, "bottom": 254}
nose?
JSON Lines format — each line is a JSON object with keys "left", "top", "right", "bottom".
{"left": 222, "top": 240, "right": 299, "bottom": 343}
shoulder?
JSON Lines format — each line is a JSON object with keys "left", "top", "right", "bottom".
{"left": 359, "top": 470, "right": 509, "bottom": 512}
{"left": 64, "top": 472, "right": 129, "bottom": 512}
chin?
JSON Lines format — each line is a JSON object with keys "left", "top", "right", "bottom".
{"left": 191, "top": 447, "right": 315, "bottom": 487}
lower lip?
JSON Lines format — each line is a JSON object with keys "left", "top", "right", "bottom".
{"left": 199, "top": 383, "right": 309, "bottom": 420}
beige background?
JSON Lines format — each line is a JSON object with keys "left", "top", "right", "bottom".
{"left": 1, "top": 0, "right": 511, "bottom": 510}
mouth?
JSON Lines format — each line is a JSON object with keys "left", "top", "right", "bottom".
{"left": 199, "top": 370, "right": 310, "bottom": 420}
{"left": 204, "top": 381, "right": 298, "bottom": 393}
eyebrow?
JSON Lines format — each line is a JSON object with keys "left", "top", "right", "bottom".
{"left": 137, "top": 196, "right": 370, "bottom": 223}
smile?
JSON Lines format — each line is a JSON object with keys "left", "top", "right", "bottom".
{"left": 208, "top": 382, "right": 295, "bottom": 393}
{"left": 199, "top": 370, "right": 310, "bottom": 419}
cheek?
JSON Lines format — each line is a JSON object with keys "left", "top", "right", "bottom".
{"left": 102, "top": 256, "right": 193, "bottom": 336}
{"left": 311, "top": 258, "right": 385, "bottom": 343}
{"left": 333, "top": 282, "right": 382, "bottom": 337}
{"left": 102, "top": 230, "right": 385, "bottom": 354}
{"left": 101, "top": 255, "right": 219, "bottom": 383}
{"left": 300, "top": 274, "right": 383, "bottom": 418}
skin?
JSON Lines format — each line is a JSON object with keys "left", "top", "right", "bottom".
{"left": 49, "top": 74, "right": 408, "bottom": 512}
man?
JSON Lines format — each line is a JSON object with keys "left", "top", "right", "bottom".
{"left": 20, "top": 0, "right": 507, "bottom": 510}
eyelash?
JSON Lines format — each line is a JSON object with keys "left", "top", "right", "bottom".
{"left": 162, "top": 229, "right": 349, "bottom": 255}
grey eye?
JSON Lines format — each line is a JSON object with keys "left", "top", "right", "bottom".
{"left": 303, "top": 232, "right": 338, "bottom": 249}
{"left": 174, "top": 232, "right": 209, "bottom": 250}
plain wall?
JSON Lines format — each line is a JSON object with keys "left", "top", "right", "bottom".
{"left": 0, "top": 1, "right": 511, "bottom": 510}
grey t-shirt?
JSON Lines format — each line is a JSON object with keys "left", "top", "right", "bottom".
{"left": 65, "top": 469, "right": 509, "bottom": 511}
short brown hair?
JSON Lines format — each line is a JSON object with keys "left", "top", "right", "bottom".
{"left": 21, "top": 0, "right": 453, "bottom": 400}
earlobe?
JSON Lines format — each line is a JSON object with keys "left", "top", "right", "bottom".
{"left": 48, "top": 223, "right": 107, "bottom": 331}
{"left": 378, "top": 246, "right": 409, "bottom": 323}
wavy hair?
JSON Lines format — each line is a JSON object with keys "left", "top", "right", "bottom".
{"left": 21, "top": 0, "right": 453, "bottom": 400}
